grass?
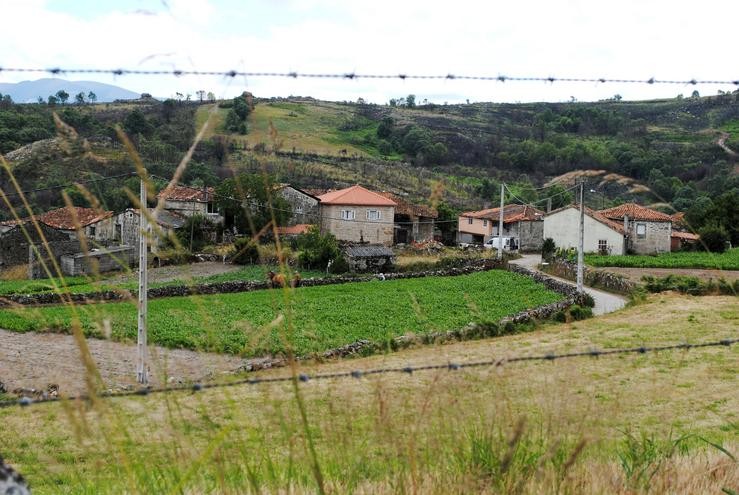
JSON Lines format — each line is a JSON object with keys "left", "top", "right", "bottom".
{"left": 0, "top": 264, "right": 326, "bottom": 295}
{"left": 0, "top": 270, "right": 563, "bottom": 355}
{"left": 0, "top": 293, "right": 736, "bottom": 494}
{"left": 585, "top": 248, "right": 739, "bottom": 270}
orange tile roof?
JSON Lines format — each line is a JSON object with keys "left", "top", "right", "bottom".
{"left": 276, "top": 224, "right": 313, "bottom": 235}
{"left": 157, "top": 185, "right": 215, "bottom": 202}
{"left": 35, "top": 207, "right": 113, "bottom": 230}
{"left": 671, "top": 231, "right": 699, "bottom": 241}
{"left": 378, "top": 192, "right": 438, "bottom": 218}
{"left": 461, "top": 204, "right": 544, "bottom": 223}
{"left": 318, "top": 185, "right": 397, "bottom": 207}
{"left": 599, "top": 203, "right": 672, "bottom": 222}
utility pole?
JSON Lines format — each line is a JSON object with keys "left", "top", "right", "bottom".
{"left": 576, "top": 180, "right": 584, "bottom": 292}
{"left": 497, "top": 182, "right": 505, "bottom": 260}
{"left": 137, "top": 177, "right": 148, "bottom": 385}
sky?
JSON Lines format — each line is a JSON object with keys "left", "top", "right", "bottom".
{"left": 1, "top": 0, "right": 738, "bottom": 104}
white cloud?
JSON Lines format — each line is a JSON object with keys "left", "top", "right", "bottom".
{"left": 1, "top": 0, "right": 737, "bottom": 103}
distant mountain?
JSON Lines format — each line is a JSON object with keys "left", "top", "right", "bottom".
{"left": 0, "top": 78, "right": 140, "bottom": 103}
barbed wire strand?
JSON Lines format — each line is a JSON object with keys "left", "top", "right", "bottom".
{"left": 1, "top": 67, "right": 738, "bottom": 86}
{"left": 1, "top": 338, "right": 735, "bottom": 410}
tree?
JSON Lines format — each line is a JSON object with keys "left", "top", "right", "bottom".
{"left": 207, "top": 92, "right": 215, "bottom": 102}
{"left": 123, "top": 109, "right": 153, "bottom": 137}
{"left": 196, "top": 90, "right": 205, "bottom": 102}
{"left": 435, "top": 201, "right": 458, "bottom": 245}
{"left": 55, "top": 89, "right": 69, "bottom": 104}
{"left": 698, "top": 225, "right": 729, "bottom": 253}
{"left": 87, "top": 91, "right": 97, "bottom": 104}
{"left": 691, "top": 90, "right": 700, "bottom": 99}
{"left": 74, "top": 92, "right": 85, "bottom": 105}
{"left": 37, "top": 96, "right": 44, "bottom": 105}
{"left": 47, "top": 95, "right": 58, "bottom": 106}
{"left": 224, "top": 108, "right": 247, "bottom": 134}
{"left": 406, "top": 94, "right": 416, "bottom": 108}
{"left": 215, "top": 174, "right": 290, "bottom": 236}
{"left": 295, "top": 226, "right": 342, "bottom": 270}
{"left": 177, "top": 214, "right": 215, "bottom": 252}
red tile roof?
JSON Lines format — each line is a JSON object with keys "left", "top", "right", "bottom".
{"left": 377, "top": 192, "right": 438, "bottom": 218}
{"left": 37, "top": 207, "right": 113, "bottom": 230}
{"left": 157, "top": 185, "right": 215, "bottom": 202}
{"left": 461, "top": 204, "right": 544, "bottom": 223}
{"left": 598, "top": 203, "right": 672, "bottom": 222}
{"left": 318, "top": 185, "right": 397, "bottom": 207}
{"left": 276, "top": 224, "right": 313, "bottom": 235}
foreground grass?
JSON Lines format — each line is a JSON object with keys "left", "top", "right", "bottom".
{"left": 586, "top": 248, "right": 739, "bottom": 270}
{"left": 0, "top": 265, "right": 326, "bottom": 296}
{"left": 0, "top": 270, "right": 562, "bottom": 355}
{"left": 0, "top": 294, "right": 736, "bottom": 494}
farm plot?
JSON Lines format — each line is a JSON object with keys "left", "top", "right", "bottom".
{"left": 0, "top": 270, "right": 562, "bottom": 356}
{"left": 585, "top": 248, "right": 739, "bottom": 270}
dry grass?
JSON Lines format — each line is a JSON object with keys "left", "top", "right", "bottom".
{"left": 0, "top": 264, "right": 29, "bottom": 280}
{"left": 1, "top": 294, "right": 736, "bottom": 494}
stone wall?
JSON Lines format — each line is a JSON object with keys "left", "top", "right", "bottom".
{"left": 28, "top": 240, "right": 82, "bottom": 279}
{"left": 0, "top": 223, "right": 71, "bottom": 268}
{"left": 320, "top": 204, "right": 394, "bottom": 245}
{"left": 60, "top": 246, "right": 134, "bottom": 276}
{"left": 278, "top": 186, "right": 320, "bottom": 225}
{"left": 541, "top": 258, "right": 636, "bottom": 295}
{"left": 516, "top": 220, "right": 544, "bottom": 252}
{"left": 627, "top": 220, "right": 671, "bottom": 254}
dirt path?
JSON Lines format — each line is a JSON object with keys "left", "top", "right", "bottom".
{"left": 717, "top": 131, "right": 738, "bottom": 158}
{"left": 510, "top": 255, "right": 628, "bottom": 316}
{"left": 0, "top": 329, "right": 244, "bottom": 396}
{"left": 107, "top": 261, "right": 240, "bottom": 284}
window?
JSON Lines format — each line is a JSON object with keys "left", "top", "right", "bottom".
{"left": 467, "top": 217, "right": 473, "bottom": 225}
{"left": 206, "top": 201, "right": 216, "bottom": 214}
{"left": 598, "top": 239, "right": 608, "bottom": 254}
{"left": 341, "top": 209, "right": 356, "bottom": 220}
{"left": 89, "top": 225, "right": 96, "bottom": 237}
{"left": 366, "top": 210, "right": 381, "bottom": 221}
{"left": 636, "top": 223, "right": 647, "bottom": 239}
{"left": 295, "top": 206, "right": 304, "bottom": 214}
{"left": 483, "top": 219, "right": 488, "bottom": 227}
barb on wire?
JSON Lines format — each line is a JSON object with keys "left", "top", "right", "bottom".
{"left": 0, "top": 338, "right": 734, "bottom": 410}
{"left": 0, "top": 67, "right": 737, "bottom": 86}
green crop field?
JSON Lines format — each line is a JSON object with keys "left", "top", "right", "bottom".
{"left": 585, "top": 248, "right": 739, "bottom": 270}
{"left": 0, "top": 270, "right": 562, "bottom": 355}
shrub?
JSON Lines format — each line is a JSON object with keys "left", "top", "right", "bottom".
{"left": 296, "top": 227, "right": 341, "bottom": 270}
{"left": 176, "top": 214, "right": 215, "bottom": 252}
{"left": 542, "top": 237, "right": 556, "bottom": 262}
{"left": 230, "top": 237, "right": 259, "bottom": 265}
{"left": 569, "top": 304, "right": 593, "bottom": 320}
{"left": 151, "top": 248, "right": 194, "bottom": 267}
{"left": 698, "top": 225, "right": 729, "bottom": 253}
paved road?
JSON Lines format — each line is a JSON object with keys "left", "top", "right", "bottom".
{"left": 511, "top": 254, "right": 628, "bottom": 316}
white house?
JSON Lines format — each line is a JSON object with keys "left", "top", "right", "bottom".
{"left": 543, "top": 205, "right": 625, "bottom": 255}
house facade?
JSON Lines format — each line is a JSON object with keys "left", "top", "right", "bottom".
{"left": 598, "top": 203, "right": 672, "bottom": 254}
{"left": 157, "top": 185, "right": 223, "bottom": 224}
{"left": 36, "top": 207, "right": 116, "bottom": 243}
{"left": 378, "top": 192, "right": 438, "bottom": 244}
{"left": 458, "top": 204, "right": 544, "bottom": 251}
{"left": 318, "top": 185, "right": 396, "bottom": 245}
{"left": 0, "top": 221, "right": 73, "bottom": 268}
{"left": 276, "top": 185, "right": 320, "bottom": 225}
{"left": 543, "top": 205, "right": 626, "bottom": 255}
{"left": 117, "top": 208, "right": 187, "bottom": 256}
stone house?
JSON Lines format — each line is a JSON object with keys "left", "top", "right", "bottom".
{"left": 458, "top": 204, "right": 545, "bottom": 252}
{"left": 35, "top": 206, "right": 116, "bottom": 243}
{"left": 275, "top": 184, "right": 320, "bottom": 225}
{"left": 117, "top": 208, "right": 188, "bottom": 256}
{"left": 377, "top": 192, "right": 438, "bottom": 244}
{"left": 157, "top": 185, "right": 223, "bottom": 224}
{"left": 60, "top": 246, "right": 134, "bottom": 276}
{"left": 598, "top": 203, "right": 672, "bottom": 254}
{"left": 342, "top": 244, "right": 396, "bottom": 273}
{"left": 318, "top": 185, "right": 396, "bottom": 246}
{"left": 669, "top": 212, "right": 700, "bottom": 251}
{"left": 543, "top": 205, "right": 626, "bottom": 255}
{"left": 0, "top": 221, "right": 73, "bottom": 268}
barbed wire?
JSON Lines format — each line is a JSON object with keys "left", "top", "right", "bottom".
{"left": 1, "top": 337, "right": 735, "bottom": 410}
{"left": 1, "top": 67, "right": 738, "bottom": 86}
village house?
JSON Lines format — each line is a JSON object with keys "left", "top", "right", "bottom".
{"left": 275, "top": 184, "right": 320, "bottom": 225}
{"left": 377, "top": 192, "right": 438, "bottom": 244}
{"left": 117, "top": 208, "right": 188, "bottom": 256}
{"left": 157, "top": 185, "right": 223, "bottom": 224}
{"left": 317, "top": 185, "right": 396, "bottom": 245}
{"left": 543, "top": 205, "right": 626, "bottom": 255}
{"left": 0, "top": 221, "right": 74, "bottom": 268}
{"left": 457, "top": 204, "right": 545, "bottom": 251}
{"left": 598, "top": 203, "right": 672, "bottom": 254}
{"left": 35, "top": 206, "right": 117, "bottom": 243}
{"left": 669, "top": 212, "right": 700, "bottom": 251}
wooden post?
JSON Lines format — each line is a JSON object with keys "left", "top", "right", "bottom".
{"left": 137, "top": 177, "right": 148, "bottom": 385}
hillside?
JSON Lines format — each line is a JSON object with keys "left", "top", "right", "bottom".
{"left": 1, "top": 93, "right": 738, "bottom": 229}
{"left": 0, "top": 78, "right": 140, "bottom": 103}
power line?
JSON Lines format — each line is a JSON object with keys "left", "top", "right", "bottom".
{"left": 0, "top": 172, "right": 136, "bottom": 199}
{"left": 1, "top": 67, "right": 738, "bottom": 86}
{"left": 0, "top": 337, "right": 735, "bottom": 410}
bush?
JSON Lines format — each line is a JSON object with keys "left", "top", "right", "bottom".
{"left": 176, "top": 215, "right": 215, "bottom": 252}
{"left": 296, "top": 227, "right": 341, "bottom": 270}
{"left": 151, "top": 248, "right": 194, "bottom": 267}
{"left": 698, "top": 225, "right": 730, "bottom": 253}
{"left": 230, "top": 237, "right": 260, "bottom": 265}
{"left": 569, "top": 304, "right": 593, "bottom": 320}
{"left": 542, "top": 238, "right": 556, "bottom": 262}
